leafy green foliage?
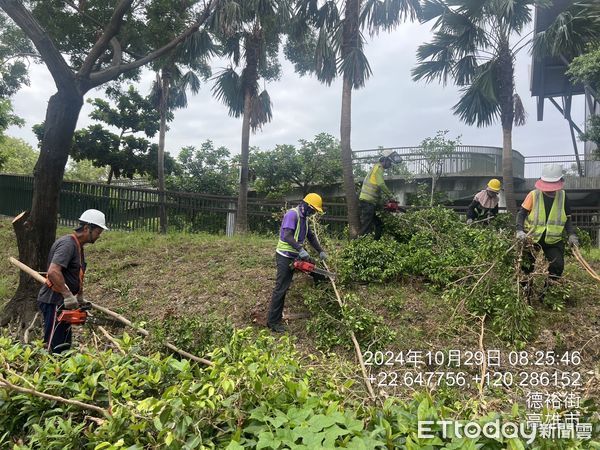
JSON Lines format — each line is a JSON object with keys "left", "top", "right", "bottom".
{"left": 0, "top": 12, "right": 35, "bottom": 99}
{"left": 166, "top": 141, "right": 238, "bottom": 195}
{"left": 338, "top": 208, "right": 534, "bottom": 342}
{"left": 1, "top": 330, "right": 597, "bottom": 448}
{"left": 251, "top": 133, "right": 344, "bottom": 197}
{"left": 0, "top": 136, "right": 37, "bottom": 174}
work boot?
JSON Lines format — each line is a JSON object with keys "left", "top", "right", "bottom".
{"left": 268, "top": 322, "right": 286, "bottom": 333}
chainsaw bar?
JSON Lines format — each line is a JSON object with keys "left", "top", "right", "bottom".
{"left": 311, "top": 267, "right": 336, "bottom": 278}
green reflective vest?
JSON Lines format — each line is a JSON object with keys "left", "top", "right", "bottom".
{"left": 276, "top": 207, "right": 305, "bottom": 254}
{"left": 525, "top": 189, "right": 567, "bottom": 244}
{"left": 359, "top": 163, "right": 392, "bottom": 204}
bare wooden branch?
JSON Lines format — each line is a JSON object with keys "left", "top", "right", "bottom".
{"left": 0, "top": 0, "right": 75, "bottom": 93}
{"left": 0, "top": 375, "right": 110, "bottom": 417}
{"left": 477, "top": 314, "right": 487, "bottom": 399}
{"left": 79, "top": 0, "right": 133, "bottom": 77}
{"left": 9, "top": 257, "right": 213, "bottom": 366}
{"left": 97, "top": 326, "right": 126, "bottom": 355}
{"left": 89, "top": 0, "right": 216, "bottom": 87}
{"left": 23, "top": 312, "right": 40, "bottom": 344}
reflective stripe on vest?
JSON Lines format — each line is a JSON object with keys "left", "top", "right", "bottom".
{"left": 359, "top": 163, "right": 382, "bottom": 203}
{"left": 525, "top": 190, "right": 566, "bottom": 244}
{"left": 276, "top": 207, "right": 306, "bottom": 253}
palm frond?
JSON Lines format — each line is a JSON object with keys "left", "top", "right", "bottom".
{"left": 533, "top": 1, "right": 600, "bottom": 57}
{"left": 360, "top": 0, "right": 421, "bottom": 33}
{"left": 180, "top": 70, "right": 201, "bottom": 95}
{"left": 452, "top": 62, "right": 500, "bottom": 127}
{"left": 339, "top": 43, "right": 372, "bottom": 89}
{"left": 454, "top": 55, "right": 478, "bottom": 85}
{"left": 211, "top": 67, "right": 245, "bottom": 117}
{"left": 496, "top": 0, "right": 534, "bottom": 34}
{"left": 412, "top": 59, "right": 455, "bottom": 84}
{"left": 177, "top": 30, "right": 218, "bottom": 65}
{"left": 249, "top": 89, "right": 273, "bottom": 131}
{"left": 513, "top": 92, "right": 526, "bottom": 126}
{"left": 210, "top": 0, "right": 242, "bottom": 35}
{"left": 420, "top": 0, "right": 449, "bottom": 23}
{"left": 315, "top": 27, "right": 338, "bottom": 85}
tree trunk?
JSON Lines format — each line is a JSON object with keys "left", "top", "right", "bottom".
{"left": 236, "top": 90, "right": 252, "bottom": 234}
{"left": 430, "top": 177, "right": 436, "bottom": 206}
{"left": 340, "top": 0, "right": 361, "bottom": 238}
{"left": 107, "top": 167, "right": 114, "bottom": 185}
{"left": 158, "top": 70, "right": 169, "bottom": 234}
{"left": 498, "top": 42, "right": 517, "bottom": 215}
{"left": 501, "top": 127, "right": 516, "bottom": 214}
{"left": 1, "top": 90, "right": 83, "bottom": 329}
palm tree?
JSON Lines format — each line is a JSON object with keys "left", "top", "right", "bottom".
{"left": 150, "top": 30, "right": 216, "bottom": 233}
{"left": 292, "top": 0, "right": 420, "bottom": 238}
{"left": 412, "top": 0, "right": 534, "bottom": 215}
{"left": 210, "top": 0, "right": 288, "bottom": 234}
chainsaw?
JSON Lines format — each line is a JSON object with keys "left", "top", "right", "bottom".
{"left": 57, "top": 302, "right": 124, "bottom": 327}
{"left": 293, "top": 259, "right": 336, "bottom": 279}
{"left": 383, "top": 200, "right": 405, "bottom": 213}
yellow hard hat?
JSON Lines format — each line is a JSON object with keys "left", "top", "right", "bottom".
{"left": 487, "top": 179, "right": 501, "bottom": 192}
{"left": 303, "top": 193, "right": 323, "bottom": 213}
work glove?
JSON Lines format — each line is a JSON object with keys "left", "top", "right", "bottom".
{"left": 319, "top": 251, "right": 327, "bottom": 261}
{"left": 466, "top": 219, "right": 473, "bottom": 225}
{"left": 568, "top": 234, "right": 579, "bottom": 247}
{"left": 63, "top": 293, "right": 78, "bottom": 310}
{"left": 298, "top": 249, "right": 310, "bottom": 260}
{"left": 516, "top": 230, "right": 527, "bottom": 242}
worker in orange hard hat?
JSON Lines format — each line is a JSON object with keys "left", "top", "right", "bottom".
{"left": 466, "top": 179, "right": 501, "bottom": 225}
{"left": 266, "top": 193, "right": 327, "bottom": 333}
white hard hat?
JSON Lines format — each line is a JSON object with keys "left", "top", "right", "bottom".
{"left": 540, "top": 164, "right": 563, "bottom": 182}
{"left": 79, "top": 209, "right": 109, "bottom": 230}
{"left": 380, "top": 149, "right": 400, "bottom": 163}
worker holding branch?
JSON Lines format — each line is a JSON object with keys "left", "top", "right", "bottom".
{"left": 516, "top": 164, "right": 578, "bottom": 298}
{"left": 267, "top": 194, "right": 327, "bottom": 333}
{"left": 37, "top": 209, "right": 108, "bottom": 353}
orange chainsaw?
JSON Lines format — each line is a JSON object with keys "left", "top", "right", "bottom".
{"left": 293, "top": 259, "right": 336, "bottom": 279}
{"left": 57, "top": 302, "right": 122, "bottom": 327}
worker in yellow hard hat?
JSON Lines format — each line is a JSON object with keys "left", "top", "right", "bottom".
{"left": 466, "top": 179, "right": 501, "bottom": 225}
{"left": 267, "top": 193, "right": 327, "bottom": 333}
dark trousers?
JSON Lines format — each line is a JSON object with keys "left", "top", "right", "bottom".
{"left": 359, "top": 200, "right": 383, "bottom": 240}
{"left": 39, "top": 302, "right": 72, "bottom": 353}
{"left": 522, "top": 240, "right": 565, "bottom": 280}
{"left": 267, "top": 253, "right": 295, "bottom": 326}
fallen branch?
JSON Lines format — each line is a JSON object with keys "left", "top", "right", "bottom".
{"left": 97, "top": 326, "right": 126, "bottom": 355}
{"left": 309, "top": 220, "right": 376, "bottom": 402}
{"left": 9, "top": 257, "right": 212, "bottom": 366}
{"left": 477, "top": 314, "right": 487, "bottom": 399}
{"left": 572, "top": 247, "right": 600, "bottom": 283}
{"left": 0, "top": 374, "right": 111, "bottom": 417}
{"left": 23, "top": 312, "right": 40, "bottom": 344}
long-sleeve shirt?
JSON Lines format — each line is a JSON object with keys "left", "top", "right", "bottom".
{"left": 467, "top": 190, "right": 499, "bottom": 221}
{"left": 276, "top": 207, "right": 323, "bottom": 258}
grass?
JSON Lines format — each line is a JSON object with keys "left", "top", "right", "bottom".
{"left": 1, "top": 218, "right": 599, "bottom": 406}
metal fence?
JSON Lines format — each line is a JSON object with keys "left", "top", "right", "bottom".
{"left": 0, "top": 174, "right": 349, "bottom": 236}
{"left": 0, "top": 174, "right": 598, "bottom": 245}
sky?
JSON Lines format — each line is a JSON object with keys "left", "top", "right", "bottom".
{"left": 6, "top": 19, "right": 586, "bottom": 160}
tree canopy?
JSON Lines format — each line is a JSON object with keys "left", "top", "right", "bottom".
{"left": 251, "top": 132, "right": 343, "bottom": 198}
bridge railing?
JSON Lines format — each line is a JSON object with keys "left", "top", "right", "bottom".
{"left": 353, "top": 146, "right": 525, "bottom": 179}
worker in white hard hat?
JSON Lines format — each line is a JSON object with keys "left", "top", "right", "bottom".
{"left": 516, "top": 164, "right": 578, "bottom": 300}
{"left": 358, "top": 149, "right": 399, "bottom": 240}
{"left": 37, "top": 209, "right": 109, "bottom": 353}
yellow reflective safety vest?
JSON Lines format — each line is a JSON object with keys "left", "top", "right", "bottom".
{"left": 525, "top": 189, "right": 567, "bottom": 244}
{"left": 359, "top": 163, "right": 392, "bottom": 204}
{"left": 276, "top": 207, "right": 305, "bottom": 254}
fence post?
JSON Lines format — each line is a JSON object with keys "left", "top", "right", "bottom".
{"left": 226, "top": 201, "right": 236, "bottom": 237}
